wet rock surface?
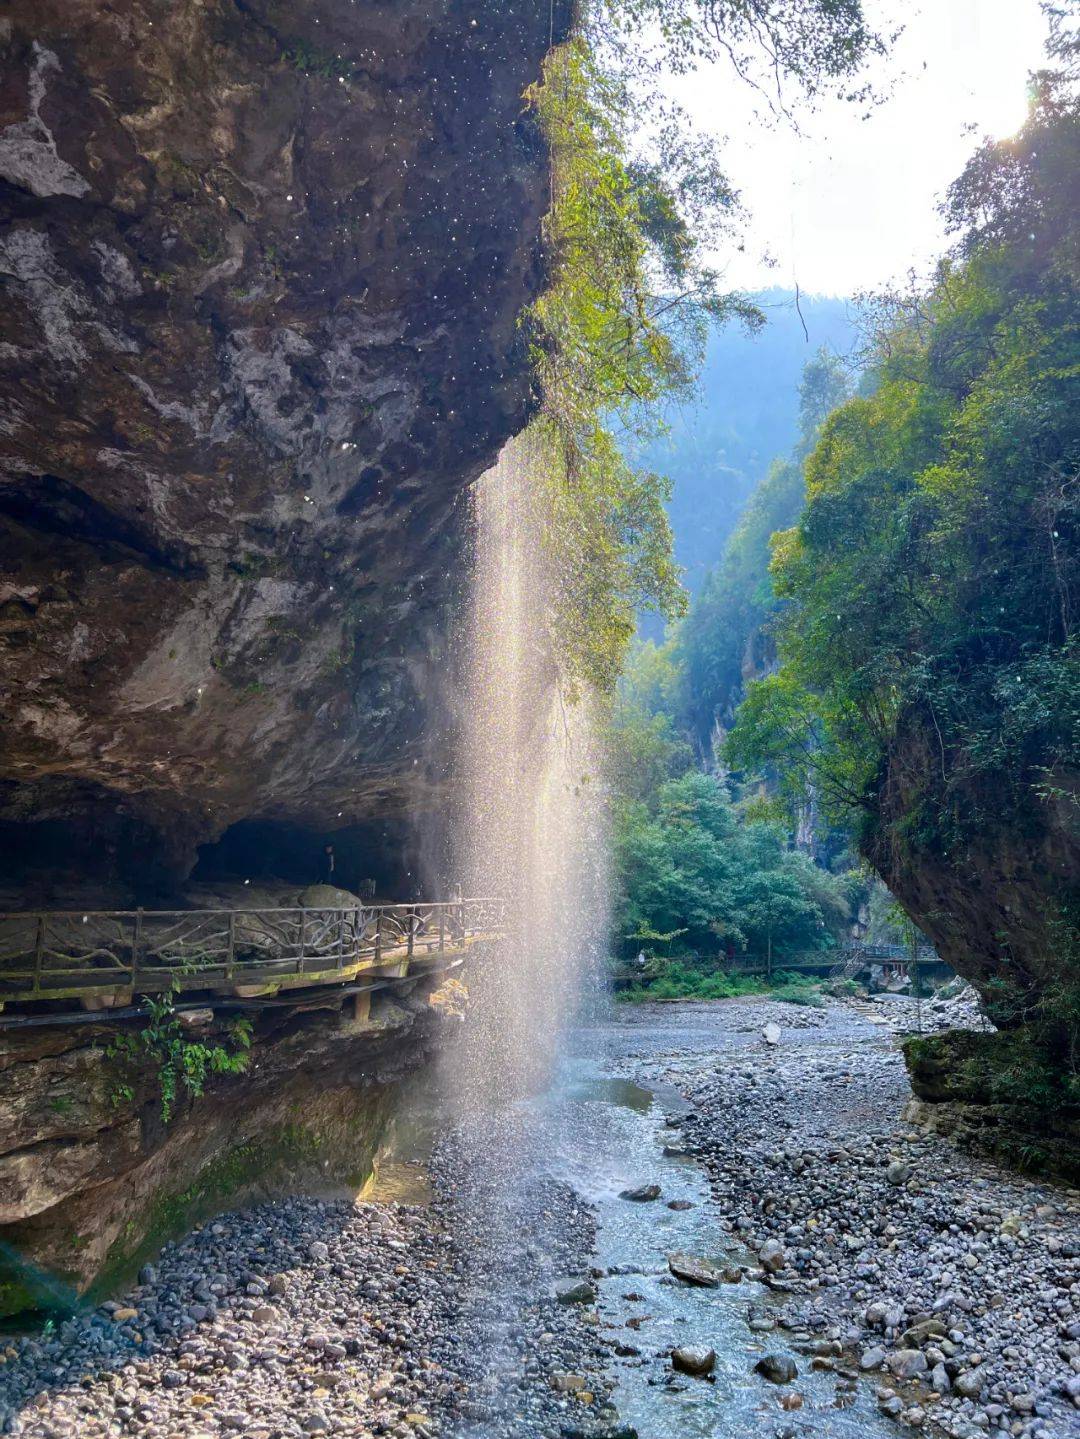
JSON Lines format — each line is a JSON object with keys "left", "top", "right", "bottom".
{"left": 615, "top": 998, "right": 1080, "bottom": 1438}
{"left": 0, "top": 0, "right": 569, "bottom": 897}
{"left": 0, "top": 1119, "right": 615, "bottom": 1439}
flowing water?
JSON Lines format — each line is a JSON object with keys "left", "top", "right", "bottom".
{"left": 432, "top": 434, "right": 899, "bottom": 1436}
{"left": 450, "top": 430, "right": 607, "bottom": 1102}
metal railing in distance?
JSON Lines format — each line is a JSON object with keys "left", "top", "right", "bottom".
{"left": 0, "top": 899, "right": 506, "bottom": 1008}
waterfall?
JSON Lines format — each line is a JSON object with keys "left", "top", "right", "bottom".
{"left": 450, "top": 430, "right": 608, "bottom": 1105}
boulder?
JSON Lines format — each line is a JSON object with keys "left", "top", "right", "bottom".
{"left": 755, "top": 1354, "right": 798, "bottom": 1384}
{"left": 619, "top": 1184, "right": 661, "bottom": 1202}
{"left": 667, "top": 1254, "right": 720, "bottom": 1288}
{"left": 671, "top": 1346, "right": 716, "bottom": 1377}
{"left": 555, "top": 1279, "right": 596, "bottom": 1305}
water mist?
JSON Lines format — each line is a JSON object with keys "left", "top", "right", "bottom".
{"left": 451, "top": 431, "right": 609, "bottom": 1105}
{"left": 432, "top": 433, "right": 611, "bottom": 1435}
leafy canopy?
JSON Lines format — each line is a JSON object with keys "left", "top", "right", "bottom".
{"left": 521, "top": 0, "right": 885, "bottom": 691}
{"left": 728, "top": 69, "right": 1080, "bottom": 867}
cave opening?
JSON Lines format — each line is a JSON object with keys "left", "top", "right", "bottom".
{"left": 190, "top": 815, "right": 442, "bottom": 905}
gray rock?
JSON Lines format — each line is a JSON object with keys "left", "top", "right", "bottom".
{"left": 554, "top": 1278, "right": 596, "bottom": 1305}
{"left": 860, "top": 1347, "right": 886, "bottom": 1370}
{"left": 619, "top": 1184, "right": 661, "bottom": 1202}
{"left": 887, "top": 1349, "right": 928, "bottom": 1379}
{"left": 758, "top": 1238, "right": 786, "bottom": 1273}
{"left": 954, "top": 1366, "right": 986, "bottom": 1398}
{"left": 667, "top": 1253, "right": 720, "bottom": 1288}
{"left": 671, "top": 1345, "right": 716, "bottom": 1377}
{"left": 755, "top": 1353, "right": 798, "bottom": 1384}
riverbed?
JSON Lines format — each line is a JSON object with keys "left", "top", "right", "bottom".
{"left": 2, "top": 999, "right": 1078, "bottom": 1439}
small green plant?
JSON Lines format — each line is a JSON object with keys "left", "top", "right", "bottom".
{"left": 107, "top": 991, "right": 252, "bottom": 1124}
{"left": 285, "top": 40, "right": 351, "bottom": 80}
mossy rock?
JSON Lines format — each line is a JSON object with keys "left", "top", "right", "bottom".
{"left": 903, "top": 1027, "right": 1080, "bottom": 1180}
{"left": 903, "top": 1027, "right": 1079, "bottom": 1111}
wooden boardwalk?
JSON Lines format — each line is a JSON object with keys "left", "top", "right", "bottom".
{"left": 0, "top": 899, "right": 505, "bottom": 1013}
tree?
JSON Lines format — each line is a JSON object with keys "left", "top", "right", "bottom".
{"left": 728, "top": 68, "right": 1080, "bottom": 1054}
{"left": 611, "top": 771, "right": 835, "bottom": 958}
{"left": 521, "top": 1, "right": 887, "bottom": 692}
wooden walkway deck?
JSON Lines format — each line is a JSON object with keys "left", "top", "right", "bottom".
{"left": 0, "top": 899, "right": 505, "bottom": 1013}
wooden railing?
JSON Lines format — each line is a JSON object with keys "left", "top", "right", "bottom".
{"left": 0, "top": 898, "right": 506, "bottom": 1008}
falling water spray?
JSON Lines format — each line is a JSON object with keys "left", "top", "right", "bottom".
{"left": 450, "top": 431, "right": 609, "bottom": 1107}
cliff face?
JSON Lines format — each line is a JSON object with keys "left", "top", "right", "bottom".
{"left": 0, "top": 0, "right": 567, "bottom": 899}
{"left": 868, "top": 712, "right": 1080, "bottom": 1028}
{"left": 0, "top": 988, "right": 454, "bottom": 1316}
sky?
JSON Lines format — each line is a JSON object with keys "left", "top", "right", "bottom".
{"left": 668, "top": 0, "right": 1051, "bottom": 296}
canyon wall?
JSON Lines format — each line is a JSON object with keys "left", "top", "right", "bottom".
{"left": 0, "top": 987, "right": 455, "bottom": 1317}
{"left": 0, "top": 0, "right": 568, "bottom": 901}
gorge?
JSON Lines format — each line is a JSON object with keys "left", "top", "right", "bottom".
{"left": 0, "top": 2, "right": 1078, "bottom": 1437}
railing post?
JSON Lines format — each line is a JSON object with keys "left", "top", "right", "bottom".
{"left": 34, "top": 914, "right": 44, "bottom": 995}
{"left": 407, "top": 906, "right": 415, "bottom": 962}
{"left": 374, "top": 910, "right": 383, "bottom": 968}
{"left": 226, "top": 910, "right": 235, "bottom": 984}
{"left": 133, "top": 908, "right": 143, "bottom": 991}
{"left": 339, "top": 909, "right": 346, "bottom": 970}
{"left": 298, "top": 909, "right": 305, "bottom": 974}
{"left": 438, "top": 905, "right": 445, "bottom": 955}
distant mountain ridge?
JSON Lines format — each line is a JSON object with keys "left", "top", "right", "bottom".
{"left": 635, "top": 288, "right": 856, "bottom": 620}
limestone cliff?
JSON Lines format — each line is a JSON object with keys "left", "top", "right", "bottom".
{"left": 0, "top": 988, "right": 454, "bottom": 1316}
{"left": 868, "top": 711, "right": 1079, "bottom": 1032}
{"left": 0, "top": 0, "right": 569, "bottom": 899}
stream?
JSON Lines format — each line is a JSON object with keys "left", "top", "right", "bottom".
{"left": 378, "top": 1006, "right": 901, "bottom": 1439}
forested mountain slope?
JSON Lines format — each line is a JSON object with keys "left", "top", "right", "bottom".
{"left": 633, "top": 289, "right": 854, "bottom": 610}
{"left": 731, "top": 70, "right": 1080, "bottom": 1085}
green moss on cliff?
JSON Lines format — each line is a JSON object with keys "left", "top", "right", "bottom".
{"left": 92, "top": 1104, "right": 390, "bottom": 1304}
{"left": 904, "top": 1028, "right": 1080, "bottom": 1112}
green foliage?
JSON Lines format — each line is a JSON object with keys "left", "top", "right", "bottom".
{"left": 728, "top": 76, "right": 1080, "bottom": 864}
{"left": 523, "top": 0, "right": 883, "bottom": 690}
{"left": 619, "top": 961, "right": 823, "bottom": 1005}
{"left": 611, "top": 769, "right": 840, "bottom": 956}
{"left": 589, "top": 0, "right": 887, "bottom": 107}
{"left": 679, "top": 347, "right": 854, "bottom": 741}
{"left": 607, "top": 640, "right": 694, "bottom": 800}
{"left": 108, "top": 993, "right": 252, "bottom": 1124}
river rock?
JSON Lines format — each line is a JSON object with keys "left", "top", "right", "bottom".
{"left": 755, "top": 1353, "right": 798, "bottom": 1384}
{"left": 671, "top": 1345, "right": 716, "bottom": 1377}
{"left": 763, "top": 1023, "right": 782, "bottom": 1046}
{"left": 758, "top": 1238, "right": 786, "bottom": 1272}
{"left": 619, "top": 1184, "right": 661, "bottom": 1202}
{"left": 667, "top": 1253, "right": 720, "bottom": 1288}
{"left": 555, "top": 1278, "right": 596, "bottom": 1305}
{"left": 954, "top": 1366, "right": 986, "bottom": 1398}
{"left": 887, "top": 1349, "right": 928, "bottom": 1379}
{"left": 550, "top": 1372, "right": 587, "bottom": 1392}
{"left": 901, "top": 1318, "right": 945, "bottom": 1347}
